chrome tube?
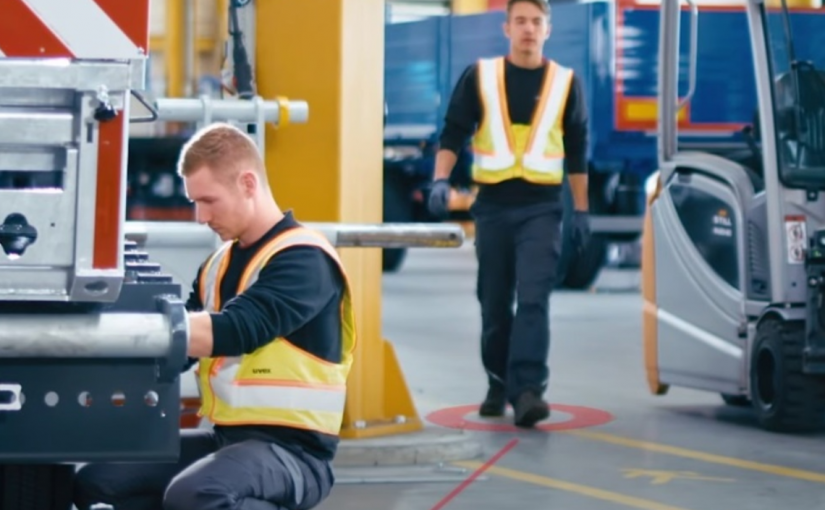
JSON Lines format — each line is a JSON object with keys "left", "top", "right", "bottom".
{"left": 154, "top": 96, "right": 308, "bottom": 125}
{"left": 0, "top": 313, "right": 175, "bottom": 358}
{"left": 125, "top": 221, "right": 465, "bottom": 249}
{"left": 308, "top": 222, "right": 465, "bottom": 248}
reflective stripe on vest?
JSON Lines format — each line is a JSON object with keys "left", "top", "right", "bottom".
{"left": 471, "top": 56, "right": 574, "bottom": 184}
{"left": 196, "top": 226, "right": 356, "bottom": 435}
{"left": 209, "top": 358, "right": 346, "bottom": 413}
{"left": 199, "top": 241, "right": 232, "bottom": 313}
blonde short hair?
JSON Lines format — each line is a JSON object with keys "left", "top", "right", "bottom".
{"left": 177, "top": 122, "right": 265, "bottom": 182}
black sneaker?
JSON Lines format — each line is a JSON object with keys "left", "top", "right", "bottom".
{"left": 513, "top": 391, "right": 550, "bottom": 428}
{"left": 478, "top": 386, "right": 506, "bottom": 417}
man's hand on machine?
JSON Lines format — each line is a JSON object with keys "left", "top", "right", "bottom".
{"left": 427, "top": 179, "right": 452, "bottom": 220}
{"left": 569, "top": 210, "right": 591, "bottom": 253}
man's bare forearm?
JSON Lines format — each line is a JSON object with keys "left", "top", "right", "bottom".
{"left": 433, "top": 149, "right": 458, "bottom": 181}
{"left": 568, "top": 174, "right": 589, "bottom": 212}
{"left": 187, "top": 311, "right": 214, "bottom": 358}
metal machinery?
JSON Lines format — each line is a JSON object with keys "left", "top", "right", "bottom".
{"left": 0, "top": 2, "right": 307, "bottom": 507}
{"left": 643, "top": 0, "right": 825, "bottom": 432}
{"left": 0, "top": 2, "right": 186, "bottom": 506}
{"left": 0, "top": 2, "right": 464, "bottom": 507}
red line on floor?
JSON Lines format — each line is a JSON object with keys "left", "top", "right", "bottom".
{"left": 428, "top": 438, "right": 519, "bottom": 510}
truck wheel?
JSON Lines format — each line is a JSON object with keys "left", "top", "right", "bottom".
{"left": 556, "top": 175, "right": 607, "bottom": 290}
{"left": 750, "top": 318, "right": 825, "bottom": 432}
{"left": 0, "top": 464, "right": 75, "bottom": 510}
{"left": 382, "top": 247, "right": 407, "bottom": 273}
{"left": 561, "top": 235, "right": 608, "bottom": 290}
{"left": 382, "top": 167, "right": 413, "bottom": 273}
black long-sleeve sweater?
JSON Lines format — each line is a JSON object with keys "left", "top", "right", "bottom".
{"left": 439, "top": 58, "right": 589, "bottom": 206}
{"left": 185, "top": 211, "right": 345, "bottom": 461}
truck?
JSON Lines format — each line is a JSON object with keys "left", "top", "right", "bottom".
{"left": 381, "top": 0, "right": 821, "bottom": 287}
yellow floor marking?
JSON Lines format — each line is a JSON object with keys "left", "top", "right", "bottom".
{"left": 621, "top": 468, "right": 735, "bottom": 485}
{"left": 455, "top": 461, "right": 696, "bottom": 510}
{"left": 565, "top": 429, "right": 825, "bottom": 484}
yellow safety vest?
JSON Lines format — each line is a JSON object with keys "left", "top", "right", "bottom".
{"left": 195, "top": 226, "right": 356, "bottom": 436}
{"left": 471, "top": 56, "right": 574, "bottom": 185}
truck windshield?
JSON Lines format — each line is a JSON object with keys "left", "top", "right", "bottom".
{"left": 763, "top": 1, "right": 825, "bottom": 188}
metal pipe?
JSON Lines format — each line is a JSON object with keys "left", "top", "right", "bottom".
{"left": 154, "top": 96, "right": 308, "bottom": 125}
{"left": 124, "top": 221, "right": 465, "bottom": 249}
{"left": 0, "top": 313, "right": 175, "bottom": 358}
{"left": 308, "top": 222, "right": 465, "bottom": 248}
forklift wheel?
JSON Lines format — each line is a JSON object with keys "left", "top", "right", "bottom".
{"left": 750, "top": 318, "right": 825, "bottom": 432}
{"left": 0, "top": 464, "right": 74, "bottom": 510}
{"left": 720, "top": 393, "right": 751, "bottom": 407}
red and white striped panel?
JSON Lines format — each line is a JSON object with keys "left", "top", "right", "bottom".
{"left": 0, "top": 0, "right": 150, "bottom": 58}
{"left": 0, "top": 0, "right": 151, "bottom": 270}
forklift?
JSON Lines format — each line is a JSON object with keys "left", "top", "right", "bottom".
{"left": 643, "top": 0, "right": 825, "bottom": 432}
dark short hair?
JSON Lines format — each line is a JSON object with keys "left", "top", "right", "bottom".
{"left": 506, "top": 0, "right": 549, "bottom": 16}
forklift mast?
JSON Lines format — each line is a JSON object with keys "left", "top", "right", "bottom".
{"left": 656, "top": 0, "right": 825, "bottom": 308}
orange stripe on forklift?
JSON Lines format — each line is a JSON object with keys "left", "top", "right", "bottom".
{"left": 642, "top": 174, "right": 668, "bottom": 395}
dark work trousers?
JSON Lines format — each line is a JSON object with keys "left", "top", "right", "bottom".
{"left": 72, "top": 428, "right": 334, "bottom": 510}
{"left": 471, "top": 199, "right": 564, "bottom": 403}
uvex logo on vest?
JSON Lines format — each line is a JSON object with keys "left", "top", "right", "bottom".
{"left": 252, "top": 368, "right": 271, "bottom": 374}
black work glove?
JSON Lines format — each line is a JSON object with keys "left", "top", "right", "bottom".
{"left": 569, "top": 210, "right": 591, "bottom": 254}
{"left": 427, "top": 179, "right": 452, "bottom": 220}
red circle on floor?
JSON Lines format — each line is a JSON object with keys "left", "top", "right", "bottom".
{"left": 425, "top": 404, "right": 614, "bottom": 432}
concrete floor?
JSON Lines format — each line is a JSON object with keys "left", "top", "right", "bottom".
{"left": 318, "top": 244, "right": 825, "bottom": 510}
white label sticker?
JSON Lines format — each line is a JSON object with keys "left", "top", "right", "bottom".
{"left": 785, "top": 217, "right": 806, "bottom": 265}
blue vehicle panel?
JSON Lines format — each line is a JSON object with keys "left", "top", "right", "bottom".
{"left": 384, "top": 17, "right": 443, "bottom": 131}
{"left": 620, "top": 7, "right": 756, "bottom": 128}
{"left": 447, "top": 14, "right": 508, "bottom": 91}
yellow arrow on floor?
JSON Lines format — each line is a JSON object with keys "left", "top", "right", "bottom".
{"left": 622, "top": 469, "right": 736, "bottom": 485}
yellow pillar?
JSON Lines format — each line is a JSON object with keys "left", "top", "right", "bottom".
{"left": 452, "top": 0, "right": 489, "bottom": 14}
{"left": 215, "top": 0, "right": 229, "bottom": 76}
{"left": 255, "top": 0, "right": 422, "bottom": 439}
{"left": 164, "top": 0, "right": 184, "bottom": 97}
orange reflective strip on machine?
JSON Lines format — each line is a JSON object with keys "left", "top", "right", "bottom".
{"left": 642, "top": 175, "right": 667, "bottom": 395}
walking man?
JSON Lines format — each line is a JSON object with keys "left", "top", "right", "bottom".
{"left": 428, "top": 0, "right": 591, "bottom": 428}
